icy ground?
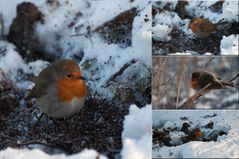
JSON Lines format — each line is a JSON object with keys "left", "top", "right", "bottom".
{"left": 152, "top": 110, "right": 239, "bottom": 158}
{"left": 0, "top": 0, "right": 151, "bottom": 98}
{"left": 152, "top": 0, "right": 239, "bottom": 55}
{"left": 0, "top": 0, "right": 151, "bottom": 158}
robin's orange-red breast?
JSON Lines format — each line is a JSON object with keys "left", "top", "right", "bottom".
{"left": 187, "top": 128, "right": 203, "bottom": 141}
{"left": 189, "top": 18, "right": 218, "bottom": 38}
{"left": 190, "top": 70, "right": 234, "bottom": 93}
{"left": 181, "top": 128, "right": 203, "bottom": 143}
{"left": 28, "top": 59, "right": 87, "bottom": 119}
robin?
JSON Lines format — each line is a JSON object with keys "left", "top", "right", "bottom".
{"left": 192, "top": 128, "right": 203, "bottom": 140}
{"left": 189, "top": 18, "right": 218, "bottom": 38}
{"left": 187, "top": 128, "right": 203, "bottom": 141}
{"left": 190, "top": 70, "right": 234, "bottom": 93}
{"left": 181, "top": 128, "right": 203, "bottom": 143}
{"left": 28, "top": 59, "right": 87, "bottom": 119}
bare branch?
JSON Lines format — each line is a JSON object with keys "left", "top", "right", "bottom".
{"left": 178, "top": 83, "right": 211, "bottom": 109}
{"left": 0, "top": 132, "right": 16, "bottom": 141}
{"left": 8, "top": 140, "right": 71, "bottom": 153}
{"left": 106, "top": 59, "right": 137, "bottom": 85}
{"left": 205, "top": 56, "right": 214, "bottom": 69}
{"left": 0, "top": 13, "right": 4, "bottom": 38}
{"left": 0, "top": 47, "right": 7, "bottom": 54}
{"left": 229, "top": 73, "right": 239, "bottom": 83}
{"left": 70, "top": 33, "right": 86, "bottom": 37}
{"left": 176, "top": 60, "right": 185, "bottom": 108}
{"left": 159, "top": 78, "right": 171, "bottom": 86}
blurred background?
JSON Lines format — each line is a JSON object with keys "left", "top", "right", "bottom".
{"left": 152, "top": 56, "right": 239, "bottom": 109}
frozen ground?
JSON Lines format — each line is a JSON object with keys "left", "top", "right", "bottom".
{"left": 0, "top": 0, "right": 151, "bottom": 158}
{"left": 0, "top": 105, "right": 152, "bottom": 159}
{"left": 152, "top": 110, "right": 239, "bottom": 158}
{"left": 152, "top": 0, "right": 239, "bottom": 55}
{"left": 0, "top": 0, "right": 151, "bottom": 99}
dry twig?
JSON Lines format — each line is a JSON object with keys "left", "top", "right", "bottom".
{"left": 205, "top": 56, "right": 214, "bottom": 69}
{"left": 106, "top": 59, "right": 137, "bottom": 85}
{"left": 178, "top": 83, "right": 211, "bottom": 109}
{"left": 0, "top": 13, "right": 4, "bottom": 37}
{"left": 8, "top": 140, "right": 71, "bottom": 153}
{"left": 229, "top": 73, "right": 239, "bottom": 83}
{"left": 175, "top": 59, "right": 185, "bottom": 108}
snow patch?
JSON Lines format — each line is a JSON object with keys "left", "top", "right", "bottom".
{"left": 121, "top": 105, "right": 152, "bottom": 159}
{"left": 220, "top": 35, "right": 239, "bottom": 55}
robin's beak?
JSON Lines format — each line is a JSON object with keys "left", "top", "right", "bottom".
{"left": 78, "top": 76, "right": 87, "bottom": 81}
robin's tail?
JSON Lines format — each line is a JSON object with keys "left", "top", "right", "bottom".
{"left": 221, "top": 81, "right": 235, "bottom": 87}
{"left": 214, "top": 19, "right": 231, "bottom": 35}
{"left": 215, "top": 19, "right": 227, "bottom": 26}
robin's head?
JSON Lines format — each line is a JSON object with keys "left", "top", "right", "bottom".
{"left": 191, "top": 71, "right": 202, "bottom": 81}
{"left": 54, "top": 60, "right": 85, "bottom": 81}
{"left": 38, "top": 60, "right": 85, "bottom": 81}
{"left": 189, "top": 18, "right": 201, "bottom": 30}
{"left": 189, "top": 18, "right": 217, "bottom": 38}
{"left": 38, "top": 60, "right": 87, "bottom": 102}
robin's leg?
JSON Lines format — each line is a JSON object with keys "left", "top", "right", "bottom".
{"left": 34, "top": 112, "right": 44, "bottom": 128}
{"left": 198, "top": 93, "right": 205, "bottom": 98}
{"left": 31, "top": 112, "right": 44, "bottom": 138}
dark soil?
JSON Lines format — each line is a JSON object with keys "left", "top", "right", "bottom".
{"left": 0, "top": 95, "right": 129, "bottom": 159}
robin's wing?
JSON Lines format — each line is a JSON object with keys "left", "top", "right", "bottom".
{"left": 198, "top": 20, "right": 217, "bottom": 33}
{"left": 210, "top": 80, "right": 225, "bottom": 89}
{"left": 27, "top": 78, "right": 52, "bottom": 99}
{"left": 201, "top": 72, "right": 215, "bottom": 85}
{"left": 215, "top": 75, "right": 222, "bottom": 80}
{"left": 27, "top": 61, "right": 63, "bottom": 99}
{"left": 27, "top": 84, "right": 41, "bottom": 99}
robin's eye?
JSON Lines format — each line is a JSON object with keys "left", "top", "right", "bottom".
{"left": 67, "top": 74, "right": 72, "bottom": 78}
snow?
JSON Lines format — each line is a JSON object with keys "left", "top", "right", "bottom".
{"left": 152, "top": 24, "right": 172, "bottom": 42}
{"left": 186, "top": 0, "right": 239, "bottom": 23}
{"left": 153, "top": 1, "right": 178, "bottom": 10}
{"left": 131, "top": 3, "right": 151, "bottom": 67}
{"left": 121, "top": 134, "right": 151, "bottom": 159}
{"left": 0, "top": 41, "right": 24, "bottom": 74}
{"left": 153, "top": 110, "right": 239, "bottom": 158}
{"left": 0, "top": 148, "right": 107, "bottom": 159}
{"left": 22, "top": 60, "right": 49, "bottom": 77}
{"left": 0, "top": 0, "right": 151, "bottom": 158}
{"left": 121, "top": 105, "right": 152, "bottom": 159}
{"left": 82, "top": 0, "right": 133, "bottom": 30}
{"left": 220, "top": 35, "right": 239, "bottom": 55}
{"left": 169, "top": 131, "right": 185, "bottom": 146}
{"left": 152, "top": 11, "right": 181, "bottom": 42}
{"left": 0, "top": 0, "right": 151, "bottom": 99}
{"left": 221, "top": 0, "right": 239, "bottom": 22}
{"left": 0, "top": 41, "right": 49, "bottom": 89}
{"left": 169, "top": 51, "right": 200, "bottom": 55}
